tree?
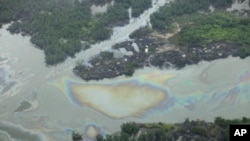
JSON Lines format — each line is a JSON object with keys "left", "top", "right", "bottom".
{"left": 131, "top": 0, "right": 152, "bottom": 17}
{"left": 96, "top": 134, "right": 104, "bottom": 141}
{"left": 121, "top": 122, "right": 139, "bottom": 136}
{"left": 72, "top": 131, "right": 82, "bottom": 141}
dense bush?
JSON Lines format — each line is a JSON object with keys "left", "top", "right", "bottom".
{"left": 210, "top": 0, "right": 233, "bottom": 8}
{"left": 129, "top": 26, "right": 153, "bottom": 39}
{"left": 0, "top": 0, "right": 155, "bottom": 65}
{"left": 150, "top": 0, "right": 235, "bottom": 31}
{"left": 131, "top": 0, "right": 152, "bottom": 17}
{"left": 105, "top": 3, "right": 129, "bottom": 25}
{"left": 0, "top": 0, "right": 111, "bottom": 65}
{"left": 173, "top": 12, "right": 250, "bottom": 48}
{"left": 191, "top": 126, "right": 208, "bottom": 137}
{"left": 91, "top": 0, "right": 112, "bottom": 6}
{"left": 121, "top": 122, "right": 139, "bottom": 136}
{"left": 115, "top": 0, "right": 152, "bottom": 17}
{"left": 72, "top": 131, "right": 82, "bottom": 141}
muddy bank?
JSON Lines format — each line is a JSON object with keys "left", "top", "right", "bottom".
{"left": 73, "top": 35, "right": 163, "bottom": 80}
{"left": 150, "top": 41, "right": 242, "bottom": 69}
{"left": 74, "top": 33, "right": 243, "bottom": 81}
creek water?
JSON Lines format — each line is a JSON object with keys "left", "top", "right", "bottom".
{"left": 0, "top": 0, "right": 250, "bottom": 141}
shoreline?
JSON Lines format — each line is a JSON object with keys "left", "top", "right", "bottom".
{"left": 74, "top": 32, "right": 245, "bottom": 81}
{"left": 74, "top": 4, "right": 250, "bottom": 81}
{"left": 1, "top": 27, "right": 250, "bottom": 140}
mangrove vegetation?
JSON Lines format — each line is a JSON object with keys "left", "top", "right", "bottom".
{"left": 71, "top": 117, "right": 250, "bottom": 141}
{"left": 0, "top": 0, "right": 154, "bottom": 65}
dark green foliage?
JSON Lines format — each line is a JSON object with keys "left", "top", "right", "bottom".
{"left": 96, "top": 134, "right": 104, "bottom": 141}
{"left": 129, "top": 26, "right": 152, "bottom": 39}
{"left": 214, "top": 116, "right": 228, "bottom": 128}
{"left": 105, "top": 3, "right": 129, "bottom": 25}
{"left": 150, "top": 0, "right": 211, "bottom": 31}
{"left": 242, "top": 117, "right": 250, "bottom": 123}
{"left": 210, "top": 0, "right": 233, "bottom": 8}
{"left": 0, "top": 0, "right": 111, "bottom": 65}
{"left": 150, "top": 0, "right": 250, "bottom": 60}
{"left": 154, "top": 129, "right": 167, "bottom": 141}
{"left": 131, "top": 0, "right": 152, "bottom": 17}
{"left": 215, "top": 116, "right": 250, "bottom": 127}
{"left": 124, "top": 64, "right": 135, "bottom": 77}
{"left": 119, "top": 132, "right": 130, "bottom": 141}
{"left": 173, "top": 12, "right": 250, "bottom": 48}
{"left": 150, "top": 12, "right": 173, "bottom": 32}
{"left": 121, "top": 122, "right": 139, "bottom": 136}
{"left": 88, "top": 21, "right": 111, "bottom": 41}
{"left": 72, "top": 131, "right": 82, "bottom": 141}
{"left": 73, "top": 61, "right": 89, "bottom": 80}
{"left": 105, "top": 135, "right": 113, "bottom": 141}
{"left": 91, "top": 0, "right": 112, "bottom": 6}
{"left": 0, "top": 0, "right": 153, "bottom": 65}
{"left": 150, "top": 0, "right": 235, "bottom": 31}
{"left": 127, "top": 128, "right": 167, "bottom": 141}
{"left": 91, "top": 117, "right": 250, "bottom": 141}
{"left": 115, "top": 0, "right": 132, "bottom": 9}
{"left": 114, "top": 0, "right": 152, "bottom": 17}
{"left": 99, "top": 51, "right": 114, "bottom": 59}
{"left": 214, "top": 117, "right": 250, "bottom": 141}
{"left": 191, "top": 126, "right": 207, "bottom": 137}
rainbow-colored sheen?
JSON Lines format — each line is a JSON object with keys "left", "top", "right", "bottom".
{"left": 50, "top": 63, "right": 250, "bottom": 119}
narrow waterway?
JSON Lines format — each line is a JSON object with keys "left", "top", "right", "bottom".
{"left": 1, "top": 0, "right": 250, "bottom": 141}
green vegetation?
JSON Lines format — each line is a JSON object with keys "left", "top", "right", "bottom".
{"left": 87, "top": 117, "right": 250, "bottom": 141}
{"left": 92, "top": 0, "right": 112, "bottom": 6}
{"left": 71, "top": 131, "right": 82, "bottom": 141}
{"left": 151, "top": 0, "right": 250, "bottom": 58}
{"left": 123, "top": 63, "right": 135, "bottom": 77}
{"left": 73, "top": 0, "right": 250, "bottom": 80}
{"left": 130, "top": 0, "right": 152, "bottom": 17}
{"left": 115, "top": 0, "right": 152, "bottom": 17}
{"left": 142, "top": 122, "right": 176, "bottom": 132}
{"left": 171, "top": 12, "right": 250, "bottom": 58}
{"left": 137, "top": 128, "right": 167, "bottom": 141}
{"left": 214, "top": 116, "right": 250, "bottom": 141}
{"left": 150, "top": 0, "right": 211, "bottom": 31}
{"left": 121, "top": 122, "right": 139, "bottom": 136}
{"left": 0, "top": 0, "right": 112, "bottom": 65}
{"left": 173, "top": 12, "right": 250, "bottom": 46}
{"left": 150, "top": 0, "right": 234, "bottom": 31}
{"left": 73, "top": 34, "right": 160, "bottom": 80}
{"left": 129, "top": 26, "right": 153, "bottom": 39}
{"left": 105, "top": 3, "right": 129, "bottom": 26}
{"left": 0, "top": 0, "right": 154, "bottom": 65}
{"left": 191, "top": 126, "right": 208, "bottom": 137}
{"left": 210, "top": 0, "right": 233, "bottom": 8}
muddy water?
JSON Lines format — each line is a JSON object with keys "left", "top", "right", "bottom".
{"left": 1, "top": 0, "right": 250, "bottom": 140}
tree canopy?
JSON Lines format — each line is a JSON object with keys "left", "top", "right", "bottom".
{"left": 150, "top": 0, "right": 234, "bottom": 31}
{"left": 0, "top": 0, "right": 154, "bottom": 65}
